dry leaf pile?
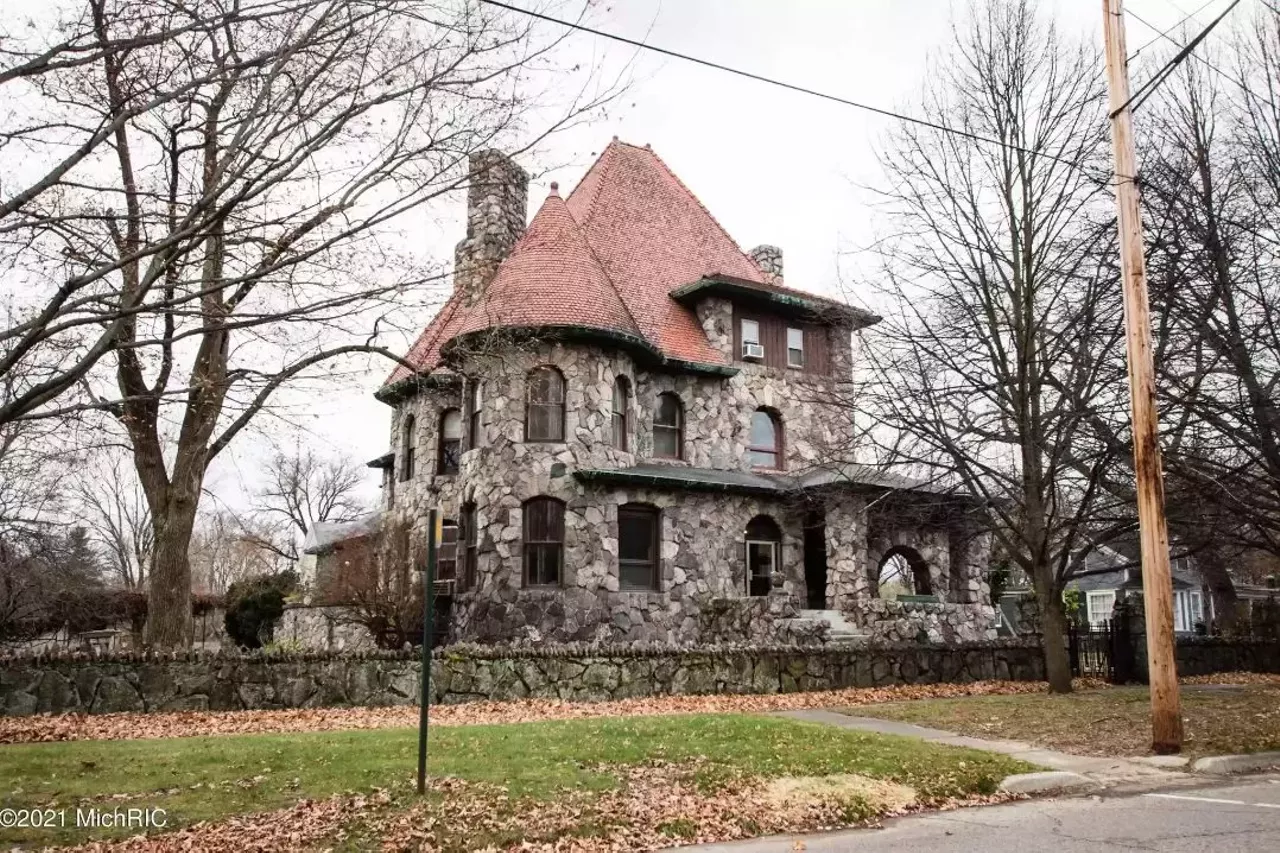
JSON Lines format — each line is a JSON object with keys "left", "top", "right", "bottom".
{"left": 59, "top": 790, "right": 394, "bottom": 853}
{"left": 44, "top": 762, "right": 1018, "bottom": 853}
{"left": 1, "top": 678, "right": 1111, "bottom": 745}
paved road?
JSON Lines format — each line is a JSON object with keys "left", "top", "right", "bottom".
{"left": 682, "top": 776, "right": 1280, "bottom": 852}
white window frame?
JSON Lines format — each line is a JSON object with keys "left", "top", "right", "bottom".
{"left": 786, "top": 327, "right": 804, "bottom": 368}
{"left": 741, "top": 318, "right": 761, "bottom": 345}
{"left": 1086, "top": 590, "right": 1115, "bottom": 627}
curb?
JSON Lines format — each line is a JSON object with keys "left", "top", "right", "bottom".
{"left": 998, "top": 771, "right": 1098, "bottom": 795}
{"left": 1192, "top": 751, "right": 1280, "bottom": 775}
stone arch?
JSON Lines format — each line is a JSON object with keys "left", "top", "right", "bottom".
{"left": 874, "top": 545, "right": 932, "bottom": 598}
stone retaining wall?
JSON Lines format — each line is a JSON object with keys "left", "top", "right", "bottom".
{"left": 0, "top": 641, "right": 1044, "bottom": 716}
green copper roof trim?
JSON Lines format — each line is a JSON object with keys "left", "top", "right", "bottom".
{"left": 574, "top": 467, "right": 781, "bottom": 497}
{"left": 374, "top": 371, "right": 460, "bottom": 405}
{"left": 440, "top": 324, "right": 739, "bottom": 378}
{"left": 671, "top": 275, "right": 881, "bottom": 328}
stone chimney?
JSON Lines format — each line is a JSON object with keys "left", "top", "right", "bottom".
{"left": 748, "top": 244, "right": 783, "bottom": 283}
{"left": 453, "top": 150, "right": 529, "bottom": 303}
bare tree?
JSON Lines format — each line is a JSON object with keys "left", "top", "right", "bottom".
{"left": 854, "top": 0, "right": 1119, "bottom": 692}
{"left": 73, "top": 453, "right": 152, "bottom": 589}
{"left": 252, "top": 447, "right": 368, "bottom": 561}
{"left": 3, "top": 0, "right": 617, "bottom": 647}
{"left": 327, "top": 514, "right": 420, "bottom": 648}
{"left": 189, "top": 510, "right": 287, "bottom": 595}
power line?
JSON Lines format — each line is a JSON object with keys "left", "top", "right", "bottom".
{"left": 1126, "top": 0, "right": 1220, "bottom": 60}
{"left": 478, "top": 0, "right": 1113, "bottom": 184}
{"left": 1129, "top": 6, "right": 1236, "bottom": 84}
{"left": 1117, "top": 0, "right": 1243, "bottom": 115}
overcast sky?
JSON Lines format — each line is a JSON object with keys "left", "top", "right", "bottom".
{"left": 160, "top": 0, "right": 1252, "bottom": 511}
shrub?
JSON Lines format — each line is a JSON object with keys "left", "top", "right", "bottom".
{"left": 224, "top": 571, "right": 297, "bottom": 649}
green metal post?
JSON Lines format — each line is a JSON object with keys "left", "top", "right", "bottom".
{"left": 416, "top": 508, "right": 437, "bottom": 795}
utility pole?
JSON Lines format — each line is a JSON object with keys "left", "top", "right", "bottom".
{"left": 1101, "top": 0, "right": 1182, "bottom": 754}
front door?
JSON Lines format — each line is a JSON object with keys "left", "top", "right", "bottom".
{"left": 803, "top": 512, "right": 828, "bottom": 609}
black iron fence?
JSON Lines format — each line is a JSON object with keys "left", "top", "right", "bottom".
{"left": 1067, "top": 616, "right": 1141, "bottom": 684}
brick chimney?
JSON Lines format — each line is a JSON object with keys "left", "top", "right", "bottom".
{"left": 453, "top": 150, "right": 529, "bottom": 303}
{"left": 748, "top": 244, "right": 783, "bottom": 283}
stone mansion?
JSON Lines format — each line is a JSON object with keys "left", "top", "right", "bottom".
{"left": 366, "top": 139, "right": 996, "bottom": 646}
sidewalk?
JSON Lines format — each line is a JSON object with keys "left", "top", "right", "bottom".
{"left": 678, "top": 775, "right": 1280, "bottom": 853}
{"left": 772, "top": 709, "right": 1191, "bottom": 788}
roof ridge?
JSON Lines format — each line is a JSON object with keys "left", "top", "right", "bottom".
{"left": 631, "top": 142, "right": 765, "bottom": 283}
{"left": 560, "top": 186, "right": 647, "bottom": 345}
{"left": 564, "top": 139, "right": 619, "bottom": 226}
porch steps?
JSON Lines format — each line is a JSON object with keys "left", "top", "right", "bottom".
{"left": 797, "top": 609, "right": 866, "bottom": 643}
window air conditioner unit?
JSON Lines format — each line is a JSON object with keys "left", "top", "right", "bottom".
{"left": 742, "top": 342, "right": 765, "bottom": 359}
{"left": 432, "top": 578, "right": 456, "bottom": 596}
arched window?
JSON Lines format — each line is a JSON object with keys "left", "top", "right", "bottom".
{"left": 523, "top": 497, "right": 564, "bottom": 586}
{"left": 875, "top": 546, "right": 933, "bottom": 599}
{"left": 747, "top": 408, "right": 783, "bottom": 470}
{"left": 438, "top": 409, "right": 462, "bottom": 475}
{"left": 653, "top": 392, "right": 683, "bottom": 459}
{"left": 400, "top": 414, "right": 416, "bottom": 481}
{"left": 618, "top": 503, "right": 660, "bottom": 590}
{"left": 745, "top": 515, "right": 781, "bottom": 597}
{"left": 525, "top": 367, "right": 566, "bottom": 441}
{"left": 466, "top": 379, "right": 483, "bottom": 450}
{"left": 612, "top": 376, "right": 631, "bottom": 450}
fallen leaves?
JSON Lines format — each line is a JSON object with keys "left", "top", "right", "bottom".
{"left": 0, "top": 678, "right": 1113, "bottom": 746}
{"left": 59, "top": 790, "right": 394, "bottom": 853}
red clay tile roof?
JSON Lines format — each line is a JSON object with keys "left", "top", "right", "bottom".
{"left": 385, "top": 139, "right": 819, "bottom": 388}
{"left": 565, "top": 141, "right": 767, "bottom": 365}
{"left": 450, "top": 187, "right": 641, "bottom": 342}
{"left": 386, "top": 293, "right": 468, "bottom": 386}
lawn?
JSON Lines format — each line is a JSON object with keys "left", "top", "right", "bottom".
{"left": 852, "top": 684, "right": 1280, "bottom": 759}
{"left": 0, "top": 713, "right": 1032, "bottom": 850}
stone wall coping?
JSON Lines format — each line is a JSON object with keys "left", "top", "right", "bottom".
{"left": 0, "top": 638, "right": 1046, "bottom": 667}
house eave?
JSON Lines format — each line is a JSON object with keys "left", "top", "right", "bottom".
{"left": 441, "top": 324, "right": 739, "bottom": 378}
{"left": 374, "top": 371, "right": 461, "bottom": 406}
{"left": 574, "top": 467, "right": 782, "bottom": 497}
{"left": 671, "top": 275, "right": 881, "bottom": 329}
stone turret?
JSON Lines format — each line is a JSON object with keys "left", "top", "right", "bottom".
{"left": 454, "top": 150, "right": 529, "bottom": 304}
{"left": 748, "top": 244, "right": 783, "bottom": 283}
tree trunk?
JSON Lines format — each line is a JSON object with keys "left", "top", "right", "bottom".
{"left": 1197, "top": 549, "right": 1240, "bottom": 634}
{"left": 143, "top": 497, "right": 197, "bottom": 649}
{"left": 1034, "top": 573, "right": 1073, "bottom": 693}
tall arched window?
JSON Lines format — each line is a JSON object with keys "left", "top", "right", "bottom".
{"left": 522, "top": 497, "right": 564, "bottom": 586}
{"left": 747, "top": 408, "right": 783, "bottom": 470}
{"left": 612, "top": 376, "right": 631, "bottom": 450}
{"left": 745, "top": 515, "right": 781, "bottom": 597}
{"left": 654, "top": 393, "right": 683, "bottom": 459}
{"left": 438, "top": 409, "right": 462, "bottom": 475}
{"left": 400, "top": 414, "right": 416, "bottom": 481}
{"left": 525, "top": 367, "right": 566, "bottom": 441}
